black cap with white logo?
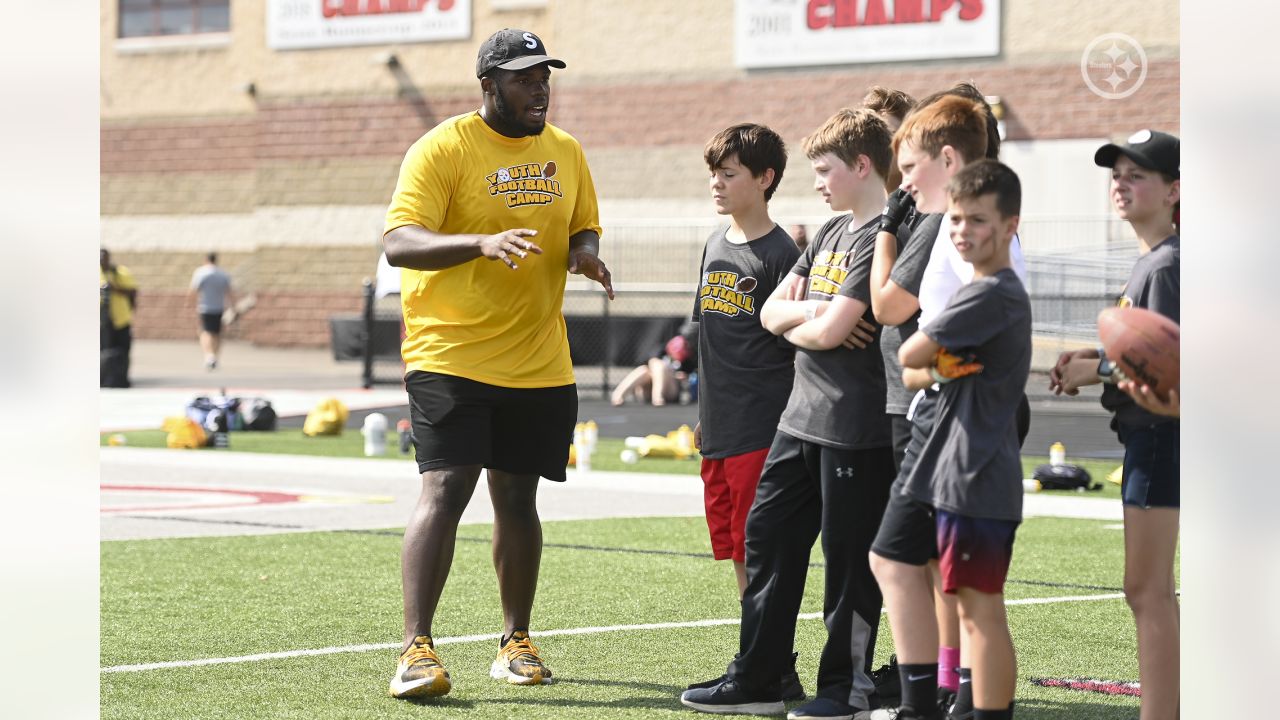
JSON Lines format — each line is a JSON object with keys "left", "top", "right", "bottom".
{"left": 476, "top": 28, "right": 565, "bottom": 78}
{"left": 1094, "top": 129, "right": 1180, "bottom": 179}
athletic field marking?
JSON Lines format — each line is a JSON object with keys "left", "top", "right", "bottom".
{"left": 101, "top": 592, "right": 1126, "bottom": 674}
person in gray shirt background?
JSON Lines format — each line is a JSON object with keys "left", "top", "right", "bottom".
{"left": 189, "top": 252, "right": 235, "bottom": 371}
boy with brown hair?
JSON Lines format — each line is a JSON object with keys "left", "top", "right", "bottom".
{"left": 889, "top": 159, "right": 1030, "bottom": 720}
{"left": 682, "top": 108, "right": 897, "bottom": 719}
{"left": 693, "top": 122, "right": 799, "bottom": 600}
{"left": 684, "top": 123, "right": 806, "bottom": 702}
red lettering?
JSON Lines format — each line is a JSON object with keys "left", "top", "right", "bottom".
{"left": 863, "top": 0, "right": 889, "bottom": 25}
{"left": 807, "top": 0, "right": 833, "bottom": 29}
{"left": 929, "top": 0, "right": 954, "bottom": 21}
{"left": 322, "top": 0, "right": 439, "bottom": 18}
{"left": 834, "top": 0, "right": 859, "bottom": 27}
{"left": 893, "top": 0, "right": 924, "bottom": 23}
{"left": 957, "top": 0, "right": 982, "bottom": 20}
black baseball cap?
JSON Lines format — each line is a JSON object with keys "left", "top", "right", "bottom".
{"left": 1094, "top": 129, "right": 1180, "bottom": 179}
{"left": 476, "top": 28, "right": 565, "bottom": 78}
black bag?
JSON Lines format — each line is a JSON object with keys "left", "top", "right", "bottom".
{"left": 243, "top": 398, "right": 277, "bottom": 431}
{"left": 1032, "top": 463, "right": 1101, "bottom": 491}
{"left": 187, "top": 396, "right": 244, "bottom": 433}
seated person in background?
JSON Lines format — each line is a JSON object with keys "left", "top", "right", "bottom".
{"left": 611, "top": 322, "right": 699, "bottom": 406}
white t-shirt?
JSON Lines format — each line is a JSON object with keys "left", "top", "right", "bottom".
{"left": 374, "top": 252, "right": 401, "bottom": 299}
{"left": 916, "top": 220, "right": 1027, "bottom": 329}
{"left": 907, "top": 222, "right": 1029, "bottom": 420}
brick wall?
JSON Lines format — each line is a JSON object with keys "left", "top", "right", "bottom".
{"left": 101, "top": 0, "right": 1178, "bottom": 349}
{"left": 102, "top": 58, "right": 1179, "bottom": 216}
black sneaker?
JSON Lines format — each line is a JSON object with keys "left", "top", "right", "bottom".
{"left": 681, "top": 679, "right": 784, "bottom": 716}
{"left": 781, "top": 652, "right": 806, "bottom": 702}
{"left": 687, "top": 653, "right": 805, "bottom": 702}
{"left": 870, "top": 655, "right": 900, "bottom": 707}
{"left": 936, "top": 687, "right": 956, "bottom": 716}
{"left": 787, "top": 696, "right": 856, "bottom": 719}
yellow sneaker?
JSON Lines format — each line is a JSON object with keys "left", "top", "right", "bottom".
{"left": 389, "top": 635, "right": 451, "bottom": 698}
{"left": 489, "top": 630, "right": 553, "bottom": 685}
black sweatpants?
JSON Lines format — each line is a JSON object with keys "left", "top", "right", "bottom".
{"left": 727, "top": 430, "right": 896, "bottom": 709}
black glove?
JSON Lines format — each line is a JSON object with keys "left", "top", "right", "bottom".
{"left": 878, "top": 188, "right": 914, "bottom": 235}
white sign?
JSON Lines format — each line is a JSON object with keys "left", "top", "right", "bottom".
{"left": 735, "top": 0, "right": 1000, "bottom": 69}
{"left": 268, "top": 0, "right": 471, "bottom": 50}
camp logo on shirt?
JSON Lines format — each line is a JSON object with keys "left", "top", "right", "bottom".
{"left": 699, "top": 271, "right": 758, "bottom": 317}
{"left": 487, "top": 161, "right": 564, "bottom": 208}
{"left": 808, "top": 250, "right": 852, "bottom": 296}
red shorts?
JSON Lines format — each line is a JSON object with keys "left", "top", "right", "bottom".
{"left": 935, "top": 510, "right": 1019, "bottom": 594}
{"left": 700, "top": 447, "right": 770, "bottom": 563}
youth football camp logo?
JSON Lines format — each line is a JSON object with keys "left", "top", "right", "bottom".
{"left": 807, "top": 250, "right": 852, "bottom": 296}
{"left": 488, "top": 161, "right": 563, "bottom": 209}
{"left": 699, "top": 271, "right": 759, "bottom": 317}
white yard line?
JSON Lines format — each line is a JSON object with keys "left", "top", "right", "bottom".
{"left": 102, "top": 592, "right": 1128, "bottom": 674}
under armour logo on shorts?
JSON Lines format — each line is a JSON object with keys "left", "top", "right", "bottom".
{"left": 835, "top": 467, "right": 854, "bottom": 478}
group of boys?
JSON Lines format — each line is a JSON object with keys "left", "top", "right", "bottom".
{"left": 380, "top": 28, "right": 1029, "bottom": 720}
{"left": 681, "top": 84, "right": 1031, "bottom": 720}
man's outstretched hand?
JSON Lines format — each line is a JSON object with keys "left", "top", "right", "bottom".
{"left": 569, "top": 249, "right": 615, "bottom": 300}
{"left": 481, "top": 229, "right": 542, "bottom": 269}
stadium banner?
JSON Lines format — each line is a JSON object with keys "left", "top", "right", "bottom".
{"left": 735, "top": 0, "right": 1001, "bottom": 69}
{"left": 267, "top": 0, "right": 471, "bottom": 50}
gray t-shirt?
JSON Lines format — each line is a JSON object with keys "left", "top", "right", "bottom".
{"left": 777, "top": 214, "right": 891, "bottom": 450}
{"left": 1102, "top": 235, "right": 1180, "bottom": 427}
{"left": 191, "top": 265, "right": 232, "bottom": 313}
{"left": 903, "top": 269, "right": 1032, "bottom": 521}
{"left": 880, "top": 212, "right": 943, "bottom": 414}
{"left": 693, "top": 224, "right": 801, "bottom": 458}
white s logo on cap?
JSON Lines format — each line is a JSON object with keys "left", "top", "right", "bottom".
{"left": 523, "top": 32, "right": 538, "bottom": 49}
{"left": 1128, "top": 129, "right": 1152, "bottom": 144}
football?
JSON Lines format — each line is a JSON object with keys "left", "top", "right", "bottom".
{"left": 1096, "top": 307, "right": 1180, "bottom": 397}
{"left": 735, "top": 276, "right": 758, "bottom": 293}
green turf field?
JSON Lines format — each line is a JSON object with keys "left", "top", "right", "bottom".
{"left": 101, "top": 429, "right": 1124, "bottom": 500}
{"left": 101, "top": 515, "right": 1160, "bottom": 719}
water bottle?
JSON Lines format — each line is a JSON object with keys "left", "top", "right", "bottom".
{"left": 362, "top": 413, "right": 388, "bottom": 456}
{"left": 1049, "top": 441, "right": 1066, "bottom": 467}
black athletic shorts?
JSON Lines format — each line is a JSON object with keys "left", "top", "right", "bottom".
{"left": 871, "top": 389, "right": 940, "bottom": 565}
{"left": 405, "top": 370, "right": 577, "bottom": 481}
{"left": 1117, "top": 420, "right": 1179, "bottom": 508}
{"left": 199, "top": 312, "right": 223, "bottom": 334}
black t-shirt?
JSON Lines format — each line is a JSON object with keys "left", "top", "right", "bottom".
{"left": 903, "top": 268, "right": 1032, "bottom": 521}
{"left": 880, "top": 211, "right": 943, "bottom": 414}
{"left": 693, "top": 224, "right": 800, "bottom": 458}
{"left": 1101, "top": 235, "right": 1180, "bottom": 427}
{"left": 776, "top": 214, "right": 891, "bottom": 450}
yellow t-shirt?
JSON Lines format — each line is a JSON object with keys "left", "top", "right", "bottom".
{"left": 385, "top": 112, "right": 602, "bottom": 388}
{"left": 99, "top": 265, "right": 137, "bottom": 329}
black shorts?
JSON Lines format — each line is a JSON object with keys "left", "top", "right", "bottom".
{"left": 871, "top": 484, "right": 938, "bottom": 565}
{"left": 405, "top": 370, "right": 577, "bottom": 482}
{"left": 1117, "top": 420, "right": 1179, "bottom": 508}
{"left": 872, "top": 389, "right": 940, "bottom": 565}
{"left": 199, "top": 312, "right": 223, "bottom": 334}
